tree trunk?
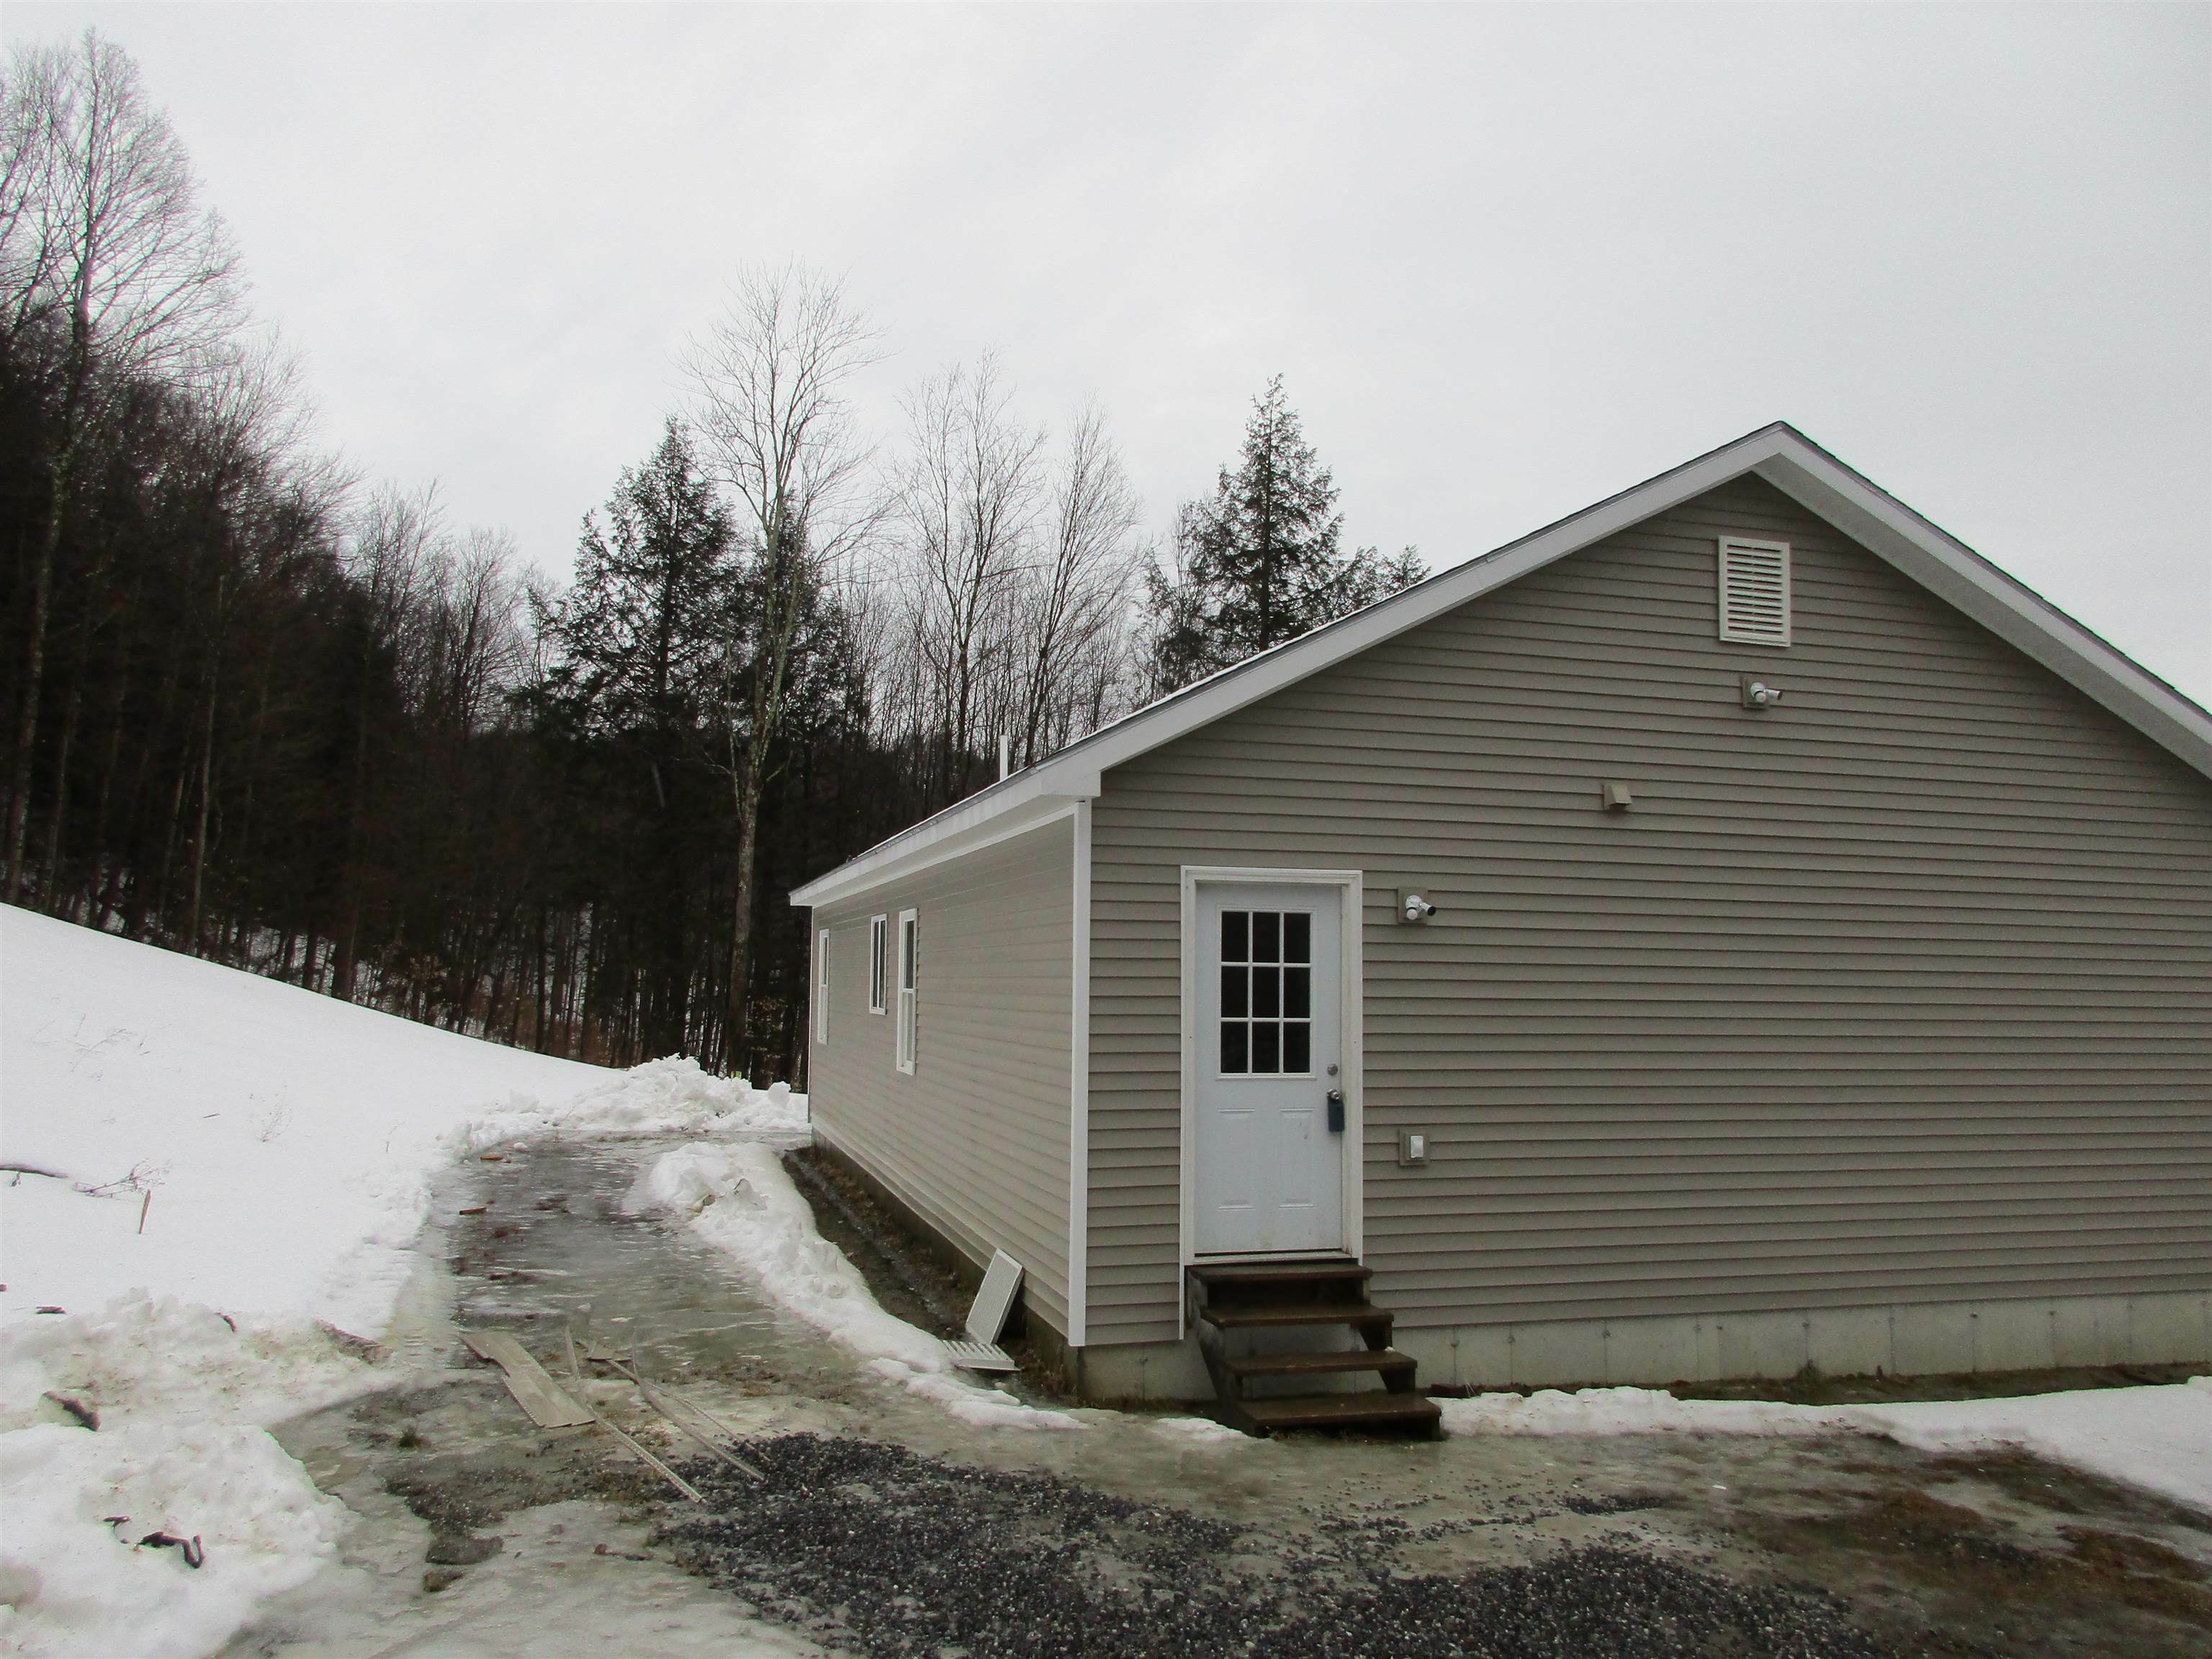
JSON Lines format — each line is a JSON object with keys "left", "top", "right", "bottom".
{"left": 37, "top": 662, "right": 85, "bottom": 917}
{"left": 87, "top": 653, "right": 131, "bottom": 930}
{"left": 185, "top": 639, "right": 220, "bottom": 956}
{"left": 4, "top": 441, "right": 76, "bottom": 904}
{"left": 725, "top": 761, "right": 767, "bottom": 1079}
{"left": 333, "top": 687, "right": 372, "bottom": 999}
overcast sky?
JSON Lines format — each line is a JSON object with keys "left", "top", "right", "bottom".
{"left": 14, "top": 3, "right": 2211, "bottom": 701}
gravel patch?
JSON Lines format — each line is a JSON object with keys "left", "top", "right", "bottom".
{"left": 657, "top": 1433, "right": 1915, "bottom": 1659}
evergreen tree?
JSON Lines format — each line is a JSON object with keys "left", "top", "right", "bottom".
{"left": 1144, "top": 376, "right": 1424, "bottom": 693}
{"left": 530, "top": 419, "right": 737, "bottom": 746}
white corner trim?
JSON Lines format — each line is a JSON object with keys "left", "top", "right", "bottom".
{"left": 1175, "top": 866, "right": 1365, "bottom": 1340}
{"left": 1066, "top": 800, "right": 1092, "bottom": 1349}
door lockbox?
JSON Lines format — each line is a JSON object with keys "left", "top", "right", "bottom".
{"left": 1326, "top": 1089, "right": 1345, "bottom": 1133}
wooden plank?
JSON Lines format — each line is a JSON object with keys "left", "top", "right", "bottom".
{"left": 560, "top": 1331, "right": 703, "bottom": 1503}
{"left": 459, "top": 1330, "right": 594, "bottom": 1428}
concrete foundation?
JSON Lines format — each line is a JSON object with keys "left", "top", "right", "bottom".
{"left": 1068, "top": 1288, "right": 2212, "bottom": 1404}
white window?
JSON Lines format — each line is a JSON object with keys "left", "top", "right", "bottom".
{"left": 868, "top": 914, "right": 888, "bottom": 1015}
{"left": 814, "top": 929, "right": 830, "bottom": 1046}
{"left": 895, "top": 909, "right": 920, "bottom": 1074}
{"left": 1718, "top": 536, "right": 1791, "bottom": 647}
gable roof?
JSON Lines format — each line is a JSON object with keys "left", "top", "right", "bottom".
{"left": 793, "top": 422, "right": 2212, "bottom": 909}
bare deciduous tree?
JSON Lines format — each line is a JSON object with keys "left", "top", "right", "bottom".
{"left": 1, "top": 29, "right": 241, "bottom": 901}
{"left": 686, "top": 264, "right": 881, "bottom": 1072}
{"left": 894, "top": 354, "right": 1048, "bottom": 796}
{"left": 874, "top": 362, "right": 1144, "bottom": 804}
{"left": 332, "top": 485, "right": 439, "bottom": 996}
{"left": 1014, "top": 400, "right": 1142, "bottom": 766}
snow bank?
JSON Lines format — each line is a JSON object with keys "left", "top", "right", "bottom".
{"left": 0, "top": 909, "right": 812, "bottom": 1658}
{"left": 1439, "top": 1380, "right": 2212, "bottom": 1513}
{"left": 465, "top": 1054, "right": 809, "bottom": 1153}
{"left": 2, "top": 1421, "right": 344, "bottom": 1659}
{"left": 0, "top": 1295, "right": 378, "bottom": 1658}
{"left": 625, "top": 1143, "right": 1081, "bottom": 1431}
{"left": 1846, "top": 1384, "right": 2212, "bottom": 1513}
{"left": 1148, "top": 1414, "right": 1252, "bottom": 1445}
{"left": 1, "top": 906, "right": 606, "bottom": 1335}
{"left": 1440, "top": 1385, "right": 1858, "bottom": 1439}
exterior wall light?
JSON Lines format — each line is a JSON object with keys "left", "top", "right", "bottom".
{"left": 1740, "top": 675, "right": 1784, "bottom": 711}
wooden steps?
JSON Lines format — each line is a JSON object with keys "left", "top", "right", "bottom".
{"left": 1187, "top": 1260, "right": 1441, "bottom": 1439}
{"left": 1223, "top": 1347, "right": 1419, "bottom": 1384}
{"left": 1200, "top": 1301, "right": 1393, "bottom": 1332}
{"left": 1243, "top": 1392, "right": 1444, "bottom": 1434}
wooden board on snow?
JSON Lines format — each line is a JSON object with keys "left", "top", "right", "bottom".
{"left": 460, "top": 1330, "right": 595, "bottom": 1427}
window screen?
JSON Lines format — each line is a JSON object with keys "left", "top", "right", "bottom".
{"left": 868, "top": 914, "right": 888, "bottom": 1015}
{"left": 1219, "top": 908, "right": 1312, "bottom": 1076}
{"left": 814, "top": 929, "right": 830, "bottom": 1046}
{"left": 896, "top": 910, "right": 920, "bottom": 1074}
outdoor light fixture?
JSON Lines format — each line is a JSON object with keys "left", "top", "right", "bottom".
{"left": 1400, "top": 891, "right": 1437, "bottom": 923}
{"left": 1740, "top": 675, "right": 1784, "bottom": 710}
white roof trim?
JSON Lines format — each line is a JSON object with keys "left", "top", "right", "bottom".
{"left": 792, "top": 423, "right": 2212, "bottom": 909}
{"left": 790, "top": 783, "right": 1092, "bottom": 909}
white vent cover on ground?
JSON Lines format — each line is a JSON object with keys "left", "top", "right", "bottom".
{"left": 1718, "top": 536, "right": 1792, "bottom": 647}
{"left": 943, "top": 1250, "right": 1024, "bottom": 1373}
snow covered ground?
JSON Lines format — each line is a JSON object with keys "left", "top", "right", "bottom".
{"left": 1, "top": 907, "right": 607, "bottom": 1333}
{"left": 1440, "top": 1378, "right": 2212, "bottom": 1514}
{"left": 0, "top": 907, "right": 808, "bottom": 1658}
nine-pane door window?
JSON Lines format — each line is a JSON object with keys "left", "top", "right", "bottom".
{"left": 1219, "top": 908, "right": 1312, "bottom": 1075}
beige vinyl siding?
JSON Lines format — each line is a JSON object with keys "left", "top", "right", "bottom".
{"left": 811, "top": 817, "right": 1075, "bottom": 1336}
{"left": 1086, "top": 475, "right": 2212, "bottom": 1346}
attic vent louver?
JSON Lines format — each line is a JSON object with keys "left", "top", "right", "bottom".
{"left": 1717, "top": 536, "right": 1791, "bottom": 647}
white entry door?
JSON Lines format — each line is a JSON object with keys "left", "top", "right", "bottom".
{"left": 1193, "top": 882, "right": 1344, "bottom": 1256}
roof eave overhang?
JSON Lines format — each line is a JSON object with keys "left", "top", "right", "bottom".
{"left": 1748, "top": 447, "right": 2212, "bottom": 781}
{"left": 788, "top": 768, "right": 1100, "bottom": 910}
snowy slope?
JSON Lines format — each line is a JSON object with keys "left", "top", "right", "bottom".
{"left": 1, "top": 905, "right": 607, "bottom": 1334}
{"left": 0, "top": 907, "right": 813, "bottom": 1658}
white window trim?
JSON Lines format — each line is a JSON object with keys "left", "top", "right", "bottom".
{"left": 814, "top": 929, "right": 830, "bottom": 1046}
{"left": 1176, "top": 866, "right": 1364, "bottom": 1336}
{"left": 868, "top": 914, "right": 889, "bottom": 1015}
{"left": 894, "top": 909, "right": 919, "bottom": 1076}
{"left": 1717, "top": 535, "right": 1792, "bottom": 647}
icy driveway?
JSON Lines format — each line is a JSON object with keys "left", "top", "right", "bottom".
{"left": 225, "top": 1140, "right": 2212, "bottom": 1659}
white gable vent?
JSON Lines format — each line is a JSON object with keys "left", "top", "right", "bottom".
{"left": 1717, "top": 536, "right": 1791, "bottom": 647}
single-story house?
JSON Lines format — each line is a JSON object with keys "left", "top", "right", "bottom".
{"left": 790, "top": 423, "right": 2211, "bottom": 1429}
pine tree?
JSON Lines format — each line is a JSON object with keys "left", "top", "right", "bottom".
{"left": 1145, "top": 377, "right": 1425, "bottom": 693}
{"left": 531, "top": 419, "right": 737, "bottom": 745}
